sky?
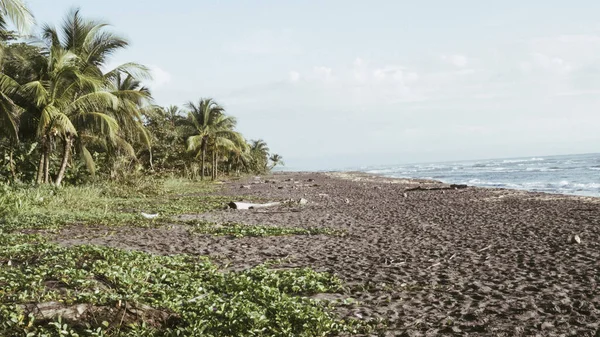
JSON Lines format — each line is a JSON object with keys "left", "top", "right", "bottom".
{"left": 23, "top": 0, "right": 600, "bottom": 170}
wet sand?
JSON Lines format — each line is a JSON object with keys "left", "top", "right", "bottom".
{"left": 53, "top": 172, "right": 600, "bottom": 336}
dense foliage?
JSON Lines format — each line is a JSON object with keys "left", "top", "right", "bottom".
{"left": 0, "top": 6, "right": 283, "bottom": 186}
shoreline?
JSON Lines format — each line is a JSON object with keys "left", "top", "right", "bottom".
{"left": 52, "top": 171, "right": 600, "bottom": 335}
{"left": 280, "top": 170, "right": 600, "bottom": 201}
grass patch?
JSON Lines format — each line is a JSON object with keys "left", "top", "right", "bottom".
{"left": 0, "top": 178, "right": 230, "bottom": 232}
{"left": 189, "top": 221, "right": 345, "bottom": 238}
{"left": 0, "top": 235, "right": 369, "bottom": 336}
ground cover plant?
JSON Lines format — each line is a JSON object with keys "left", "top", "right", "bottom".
{"left": 0, "top": 234, "right": 370, "bottom": 336}
{"left": 190, "top": 221, "right": 345, "bottom": 238}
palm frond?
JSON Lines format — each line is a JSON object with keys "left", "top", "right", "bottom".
{"left": 0, "top": 0, "right": 35, "bottom": 34}
{"left": 77, "top": 142, "right": 95, "bottom": 175}
{"left": 0, "top": 92, "right": 20, "bottom": 141}
{"left": 186, "top": 134, "right": 204, "bottom": 152}
{"left": 71, "top": 111, "right": 119, "bottom": 142}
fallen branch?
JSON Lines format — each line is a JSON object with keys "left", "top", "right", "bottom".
{"left": 478, "top": 245, "right": 492, "bottom": 252}
{"left": 253, "top": 209, "right": 301, "bottom": 214}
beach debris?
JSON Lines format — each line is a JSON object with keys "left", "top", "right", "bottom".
{"left": 427, "top": 262, "right": 442, "bottom": 269}
{"left": 478, "top": 245, "right": 493, "bottom": 252}
{"left": 405, "top": 184, "right": 469, "bottom": 192}
{"left": 240, "top": 185, "right": 251, "bottom": 189}
{"left": 141, "top": 212, "right": 159, "bottom": 219}
{"left": 228, "top": 201, "right": 281, "bottom": 210}
{"left": 403, "top": 193, "right": 408, "bottom": 198}
{"left": 307, "top": 179, "right": 315, "bottom": 182}
{"left": 299, "top": 198, "right": 308, "bottom": 205}
{"left": 541, "top": 322, "right": 555, "bottom": 330}
{"left": 318, "top": 193, "right": 330, "bottom": 198}
{"left": 345, "top": 198, "right": 350, "bottom": 204}
{"left": 278, "top": 186, "right": 284, "bottom": 189}
{"left": 568, "top": 234, "right": 581, "bottom": 244}
{"left": 285, "top": 178, "right": 294, "bottom": 182}
{"left": 18, "top": 302, "right": 174, "bottom": 326}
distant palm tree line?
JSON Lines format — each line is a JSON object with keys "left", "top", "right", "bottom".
{"left": 0, "top": 5, "right": 282, "bottom": 184}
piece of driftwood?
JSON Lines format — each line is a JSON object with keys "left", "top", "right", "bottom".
{"left": 18, "top": 301, "right": 175, "bottom": 328}
{"left": 228, "top": 201, "right": 281, "bottom": 210}
{"left": 405, "top": 184, "right": 468, "bottom": 192}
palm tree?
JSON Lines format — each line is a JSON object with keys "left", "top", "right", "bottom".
{"left": 185, "top": 98, "right": 243, "bottom": 180}
{"left": 0, "top": 81, "right": 19, "bottom": 141}
{"left": 103, "top": 72, "right": 153, "bottom": 172}
{"left": 249, "top": 139, "right": 270, "bottom": 173}
{"left": 33, "top": 9, "right": 151, "bottom": 185}
{"left": 0, "top": 0, "right": 35, "bottom": 171}
{"left": 0, "top": 82, "right": 19, "bottom": 180}
{"left": 15, "top": 46, "right": 118, "bottom": 185}
{"left": 269, "top": 153, "right": 284, "bottom": 168}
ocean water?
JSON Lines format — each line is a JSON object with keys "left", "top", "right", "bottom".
{"left": 363, "top": 153, "right": 600, "bottom": 197}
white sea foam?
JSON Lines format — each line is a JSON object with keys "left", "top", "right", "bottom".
{"left": 360, "top": 154, "right": 600, "bottom": 197}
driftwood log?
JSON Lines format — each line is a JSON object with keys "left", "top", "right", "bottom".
{"left": 228, "top": 201, "right": 281, "bottom": 210}
{"left": 405, "top": 184, "right": 468, "bottom": 192}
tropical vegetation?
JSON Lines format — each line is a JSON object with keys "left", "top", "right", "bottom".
{"left": 0, "top": 6, "right": 283, "bottom": 186}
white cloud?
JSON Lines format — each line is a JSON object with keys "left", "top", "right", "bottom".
{"left": 148, "top": 65, "right": 172, "bottom": 88}
{"left": 530, "top": 53, "right": 572, "bottom": 74}
{"left": 313, "top": 66, "right": 333, "bottom": 81}
{"left": 289, "top": 71, "right": 300, "bottom": 83}
{"left": 441, "top": 54, "right": 469, "bottom": 67}
{"left": 353, "top": 57, "right": 365, "bottom": 67}
{"left": 372, "top": 66, "right": 418, "bottom": 82}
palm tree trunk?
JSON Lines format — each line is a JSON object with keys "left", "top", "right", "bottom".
{"left": 213, "top": 151, "right": 218, "bottom": 180}
{"left": 55, "top": 136, "right": 72, "bottom": 186}
{"left": 36, "top": 137, "right": 47, "bottom": 184}
{"left": 200, "top": 147, "right": 206, "bottom": 181}
{"left": 9, "top": 149, "right": 16, "bottom": 181}
{"left": 43, "top": 146, "right": 50, "bottom": 184}
{"left": 36, "top": 152, "right": 44, "bottom": 184}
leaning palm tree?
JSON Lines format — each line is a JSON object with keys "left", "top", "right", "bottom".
{"left": 185, "top": 98, "right": 243, "bottom": 180}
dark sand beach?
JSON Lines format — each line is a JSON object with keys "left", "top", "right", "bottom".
{"left": 51, "top": 172, "right": 600, "bottom": 336}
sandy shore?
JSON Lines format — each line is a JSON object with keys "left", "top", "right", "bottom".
{"left": 53, "top": 172, "right": 600, "bottom": 336}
